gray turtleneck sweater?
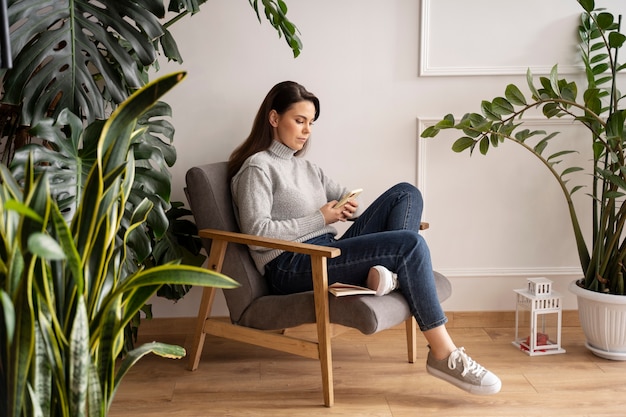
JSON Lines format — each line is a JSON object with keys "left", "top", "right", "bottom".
{"left": 231, "top": 140, "right": 348, "bottom": 273}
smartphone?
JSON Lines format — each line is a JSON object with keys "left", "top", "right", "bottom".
{"left": 333, "top": 188, "right": 363, "bottom": 209}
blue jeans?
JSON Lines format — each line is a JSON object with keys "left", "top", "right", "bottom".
{"left": 264, "top": 182, "right": 448, "bottom": 331}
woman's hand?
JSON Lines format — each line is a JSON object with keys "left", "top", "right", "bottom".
{"left": 320, "top": 200, "right": 358, "bottom": 224}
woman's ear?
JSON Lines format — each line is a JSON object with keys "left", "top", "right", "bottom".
{"left": 269, "top": 109, "right": 279, "bottom": 127}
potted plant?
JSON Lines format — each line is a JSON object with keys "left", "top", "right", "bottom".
{"left": 421, "top": 0, "right": 626, "bottom": 359}
{"left": 0, "top": 71, "right": 240, "bottom": 417}
{"left": 1, "top": 0, "right": 301, "bottom": 346}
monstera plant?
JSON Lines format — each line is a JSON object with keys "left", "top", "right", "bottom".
{"left": 0, "top": 71, "right": 239, "bottom": 417}
{"left": 0, "top": 0, "right": 300, "bottom": 340}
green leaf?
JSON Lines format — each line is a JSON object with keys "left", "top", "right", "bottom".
{"left": 452, "top": 137, "right": 476, "bottom": 153}
{"left": 115, "top": 265, "right": 239, "bottom": 296}
{"left": 549, "top": 65, "right": 561, "bottom": 96}
{"left": 3, "top": 200, "right": 43, "bottom": 223}
{"left": 609, "top": 32, "right": 626, "bottom": 49}
{"left": 534, "top": 139, "right": 548, "bottom": 155}
{"left": 437, "top": 114, "right": 456, "bottom": 129}
{"left": 577, "top": 0, "right": 595, "bottom": 13}
{"left": 479, "top": 137, "right": 490, "bottom": 155}
{"left": 27, "top": 233, "right": 67, "bottom": 261}
{"left": 69, "top": 299, "right": 89, "bottom": 417}
{"left": 421, "top": 126, "right": 439, "bottom": 138}
{"left": 592, "top": 63, "right": 609, "bottom": 74}
{"left": 111, "top": 341, "right": 185, "bottom": 402}
{"left": 0, "top": 290, "right": 15, "bottom": 343}
{"left": 505, "top": 84, "right": 527, "bottom": 106}
{"left": 86, "top": 363, "right": 103, "bottom": 417}
{"left": 542, "top": 103, "right": 562, "bottom": 118}
{"left": 569, "top": 185, "right": 585, "bottom": 195}
{"left": 596, "top": 12, "right": 614, "bottom": 30}
{"left": 562, "top": 167, "right": 585, "bottom": 176}
{"left": 4, "top": 1, "right": 166, "bottom": 125}
{"left": 492, "top": 97, "right": 514, "bottom": 115}
{"left": 526, "top": 68, "right": 540, "bottom": 99}
{"left": 548, "top": 150, "right": 577, "bottom": 161}
{"left": 481, "top": 101, "right": 501, "bottom": 121}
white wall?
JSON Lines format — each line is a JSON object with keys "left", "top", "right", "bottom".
{"left": 148, "top": 0, "right": 626, "bottom": 317}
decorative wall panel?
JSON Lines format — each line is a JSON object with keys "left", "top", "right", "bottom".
{"left": 419, "top": 0, "right": 625, "bottom": 76}
{"left": 417, "top": 117, "right": 589, "bottom": 277}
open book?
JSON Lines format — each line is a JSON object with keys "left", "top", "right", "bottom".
{"left": 328, "top": 282, "right": 376, "bottom": 297}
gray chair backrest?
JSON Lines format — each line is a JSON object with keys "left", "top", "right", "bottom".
{"left": 185, "top": 162, "right": 269, "bottom": 323}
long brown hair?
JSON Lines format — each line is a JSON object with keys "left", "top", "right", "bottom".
{"left": 227, "top": 81, "right": 320, "bottom": 180}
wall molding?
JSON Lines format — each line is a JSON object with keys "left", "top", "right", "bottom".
{"left": 419, "top": 0, "right": 583, "bottom": 77}
{"left": 435, "top": 266, "right": 582, "bottom": 278}
{"left": 416, "top": 116, "right": 583, "bottom": 191}
{"left": 416, "top": 116, "right": 587, "bottom": 278}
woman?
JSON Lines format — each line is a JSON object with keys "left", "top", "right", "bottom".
{"left": 228, "top": 81, "right": 501, "bottom": 396}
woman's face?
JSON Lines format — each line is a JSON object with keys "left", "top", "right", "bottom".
{"left": 270, "top": 100, "right": 316, "bottom": 152}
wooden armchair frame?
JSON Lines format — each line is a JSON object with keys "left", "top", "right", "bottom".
{"left": 187, "top": 226, "right": 428, "bottom": 407}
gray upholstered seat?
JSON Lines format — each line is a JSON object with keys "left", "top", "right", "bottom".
{"left": 185, "top": 162, "right": 451, "bottom": 334}
{"left": 184, "top": 161, "right": 451, "bottom": 406}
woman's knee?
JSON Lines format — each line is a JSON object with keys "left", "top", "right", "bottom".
{"left": 392, "top": 182, "right": 423, "bottom": 208}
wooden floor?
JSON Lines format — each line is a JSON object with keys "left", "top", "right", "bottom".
{"left": 109, "top": 314, "right": 626, "bottom": 417}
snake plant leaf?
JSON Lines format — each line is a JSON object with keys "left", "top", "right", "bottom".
{"left": 113, "top": 265, "right": 239, "bottom": 302}
{"left": 27, "top": 233, "right": 66, "bottom": 261}
{"left": 2, "top": 199, "right": 42, "bottom": 223}
{"left": 0, "top": 290, "right": 15, "bottom": 343}
{"left": 99, "top": 73, "right": 187, "bottom": 174}
{"left": 87, "top": 363, "right": 103, "bottom": 417}
{"left": 8, "top": 274, "right": 36, "bottom": 417}
{"left": 32, "top": 315, "right": 58, "bottom": 417}
{"left": 69, "top": 298, "right": 89, "bottom": 417}
{"left": 93, "top": 294, "right": 122, "bottom": 402}
{"left": 110, "top": 341, "right": 185, "bottom": 403}
{"left": 24, "top": 384, "right": 43, "bottom": 417}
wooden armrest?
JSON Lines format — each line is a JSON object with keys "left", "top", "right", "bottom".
{"left": 199, "top": 229, "right": 341, "bottom": 259}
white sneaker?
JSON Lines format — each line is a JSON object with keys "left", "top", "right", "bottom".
{"left": 366, "top": 265, "right": 399, "bottom": 296}
{"left": 426, "top": 347, "right": 502, "bottom": 395}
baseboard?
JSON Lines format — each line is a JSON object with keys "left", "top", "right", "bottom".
{"left": 445, "top": 310, "right": 580, "bottom": 328}
{"left": 136, "top": 310, "right": 580, "bottom": 338}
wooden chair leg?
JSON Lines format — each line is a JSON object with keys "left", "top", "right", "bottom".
{"left": 406, "top": 316, "right": 417, "bottom": 364}
{"left": 310, "top": 255, "right": 334, "bottom": 407}
{"left": 187, "top": 239, "right": 228, "bottom": 371}
{"left": 187, "top": 286, "right": 217, "bottom": 370}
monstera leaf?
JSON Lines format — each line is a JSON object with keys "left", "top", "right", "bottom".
{"left": 2, "top": 0, "right": 301, "bottom": 128}
{"left": 3, "top": 0, "right": 175, "bottom": 126}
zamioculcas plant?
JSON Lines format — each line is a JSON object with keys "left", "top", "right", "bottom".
{"left": 421, "top": 0, "right": 626, "bottom": 295}
{"left": 0, "top": 71, "right": 239, "bottom": 417}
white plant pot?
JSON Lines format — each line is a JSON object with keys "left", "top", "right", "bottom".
{"left": 569, "top": 279, "right": 626, "bottom": 360}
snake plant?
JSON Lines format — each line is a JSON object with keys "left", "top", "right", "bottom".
{"left": 0, "top": 71, "right": 239, "bottom": 417}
